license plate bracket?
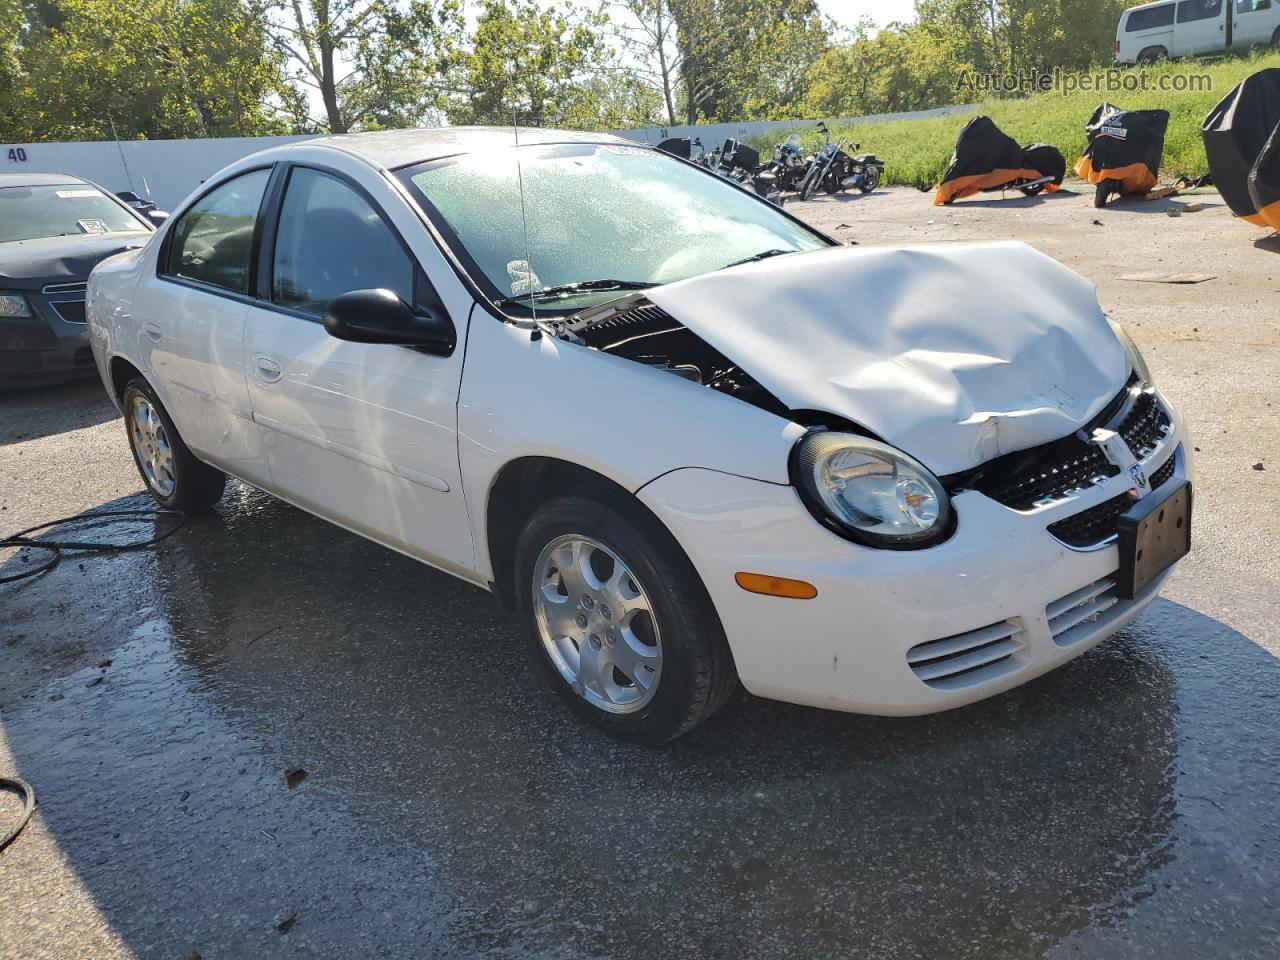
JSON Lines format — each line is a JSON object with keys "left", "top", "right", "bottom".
{"left": 1116, "top": 480, "right": 1192, "bottom": 599}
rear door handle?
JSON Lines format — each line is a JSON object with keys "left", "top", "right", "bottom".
{"left": 144, "top": 321, "right": 162, "bottom": 343}
{"left": 254, "top": 356, "right": 282, "bottom": 383}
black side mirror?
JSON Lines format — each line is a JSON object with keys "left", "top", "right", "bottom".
{"left": 323, "top": 288, "right": 455, "bottom": 353}
{"left": 146, "top": 210, "right": 170, "bottom": 226}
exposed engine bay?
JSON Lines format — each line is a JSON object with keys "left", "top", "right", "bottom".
{"left": 564, "top": 296, "right": 791, "bottom": 418}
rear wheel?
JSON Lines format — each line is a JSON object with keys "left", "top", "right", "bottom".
{"left": 1137, "top": 46, "right": 1167, "bottom": 63}
{"left": 514, "top": 495, "right": 736, "bottom": 743}
{"left": 860, "top": 167, "right": 881, "bottom": 193}
{"left": 1094, "top": 178, "right": 1119, "bottom": 208}
{"left": 1021, "top": 182, "right": 1045, "bottom": 197}
{"left": 122, "top": 378, "right": 225, "bottom": 511}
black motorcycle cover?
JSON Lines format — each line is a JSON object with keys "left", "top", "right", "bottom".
{"left": 1074, "top": 103, "right": 1169, "bottom": 194}
{"left": 1021, "top": 143, "right": 1066, "bottom": 186}
{"left": 1201, "top": 68, "right": 1280, "bottom": 226}
{"left": 934, "top": 116, "right": 1059, "bottom": 204}
{"left": 1248, "top": 119, "right": 1280, "bottom": 231}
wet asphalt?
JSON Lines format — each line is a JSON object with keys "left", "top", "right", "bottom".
{"left": 3, "top": 192, "right": 1280, "bottom": 958}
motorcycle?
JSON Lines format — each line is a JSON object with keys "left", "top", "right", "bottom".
{"left": 796, "top": 122, "right": 884, "bottom": 201}
{"left": 763, "top": 135, "right": 810, "bottom": 194}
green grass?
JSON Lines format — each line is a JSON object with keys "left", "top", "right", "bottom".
{"left": 755, "top": 50, "right": 1280, "bottom": 187}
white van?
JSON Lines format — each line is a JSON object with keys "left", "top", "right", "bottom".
{"left": 1116, "top": 0, "right": 1280, "bottom": 63}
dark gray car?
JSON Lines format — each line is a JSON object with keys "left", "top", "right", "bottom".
{"left": 1, "top": 173, "right": 157, "bottom": 388}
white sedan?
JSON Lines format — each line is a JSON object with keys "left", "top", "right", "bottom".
{"left": 87, "top": 127, "right": 1192, "bottom": 741}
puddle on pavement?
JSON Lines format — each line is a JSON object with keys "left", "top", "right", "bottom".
{"left": 1, "top": 483, "right": 1277, "bottom": 958}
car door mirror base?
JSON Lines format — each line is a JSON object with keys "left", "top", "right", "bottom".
{"left": 323, "top": 288, "right": 455, "bottom": 353}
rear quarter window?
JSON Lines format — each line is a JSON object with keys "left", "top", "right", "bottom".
{"left": 1127, "top": 3, "right": 1176, "bottom": 29}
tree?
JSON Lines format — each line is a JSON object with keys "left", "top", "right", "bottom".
{"left": 914, "top": 0, "right": 1129, "bottom": 82}
{"left": 0, "top": 0, "right": 21, "bottom": 139}
{"left": 268, "top": 0, "right": 464, "bottom": 133}
{"left": 3, "top": 0, "right": 293, "bottom": 141}
{"left": 670, "top": 0, "right": 829, "bottom": 123}
{"left": 800, "top": 21, "right": 971, "bottom": 118}
{"left": 608, "top": 0, "right": 682, "bottom": 125}
{"left": 447, "top": 0, "right": 632, "bottom": 129}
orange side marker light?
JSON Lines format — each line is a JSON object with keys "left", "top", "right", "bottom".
{"left": 735, "top": 572, "right": 818, "bottom": 600}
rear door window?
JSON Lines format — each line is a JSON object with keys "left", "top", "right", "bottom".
{"left": 164, "top": 169, "right": 271, "bottom": 294}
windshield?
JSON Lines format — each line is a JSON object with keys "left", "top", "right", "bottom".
{"left": 0, "top": 184, "right": 145, "bottom": 243}
{"left": 398, "top": 143, "right": 829, "bottom": 312}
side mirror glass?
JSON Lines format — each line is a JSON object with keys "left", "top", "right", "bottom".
{"left": 323, "top": 288, "right": 455, "bottom": 353}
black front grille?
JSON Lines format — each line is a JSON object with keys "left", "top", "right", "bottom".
{"left": 978, "top": 441, "right": 1116, "bottom": 510}
{"left": 1047, "top": 449, "right": 1178, "bottom": 547}
{"left": 1116, "top": 391, "right": 1170, "bottom": 458}
{"left": 961, "top": 382, "right": 1172, "bottom": 511}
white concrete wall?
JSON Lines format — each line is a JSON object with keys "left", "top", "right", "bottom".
{"left": 1, "top": 134, "right": 317, "bottom": 209}
{"left": 1, "top": 104, "right": 976, "bottom": 210}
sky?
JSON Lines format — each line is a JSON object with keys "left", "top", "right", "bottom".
{"left": 816, "top": 0, "right": 918, "bottom": 30}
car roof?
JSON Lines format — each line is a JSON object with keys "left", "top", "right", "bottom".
{"left": 301, "top": 125, "right": 642, "bottom": 170}
{"left": 0, "top": 172, "right": 94, "bottom": 188}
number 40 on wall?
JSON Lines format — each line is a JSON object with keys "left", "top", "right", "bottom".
{"left": 7, "top": 148, "right": 28, "bottom": 162}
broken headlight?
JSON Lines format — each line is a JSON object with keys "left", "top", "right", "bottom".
{"left": 0, "top": 293, "right": 32, "bottom": 319}
{"left": 1108, "top": 319, "right": 1153, "bottom": 386}
{"left": 793, "top": 432, "right": 951, "bottom": 549}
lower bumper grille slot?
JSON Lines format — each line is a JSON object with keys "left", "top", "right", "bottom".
{"left": 907, "top": 620, "right": 1026, "bottom": 689}
{"left": 51, "top": 299, "right": 88, "bottom": 324}
{"left": 1048, "top": 576, "right": 1121, "bottom": 647}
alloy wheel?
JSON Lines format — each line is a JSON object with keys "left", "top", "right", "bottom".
{"left": 532, "top": 535, "right": 663, "bottom": 714}
{"left": 129, "top": 396, "right": 176, "bottom": 497}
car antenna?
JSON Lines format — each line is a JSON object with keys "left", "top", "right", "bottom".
{"left": 108, "top": 116, "right": 138, "bottom": 196}
{"left": 511, "top": 110, "right": 542, "bottom": 340}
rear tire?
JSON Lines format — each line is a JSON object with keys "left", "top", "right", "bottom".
{"left": 122, "top": 378, "right": 226, "bottom": 512}
{"left": 1021, "top": 182, "right": 1045, "bottom": 197}
{"left": 1094, "top": 179, "right": 1117, "bottom": 208}
{"left": 860, "top": 167, "right": 881, "bottom": 193}
{"left": 514, "top": 494, "right": 737, "bottom": 743}
{"left": 1137, "top": 46, "right": 1166, "bottom": 63}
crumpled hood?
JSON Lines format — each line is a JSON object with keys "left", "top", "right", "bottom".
{"left": 0, "top": 232, "right": 151, "bottom": 288}
{"left": 646, "top": 242, "right": 1128, "bottom": 475}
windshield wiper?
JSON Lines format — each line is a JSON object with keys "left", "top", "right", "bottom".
{"left": 496, "top": 278, "right": 657, "bottom": 307}
{"left": 722, "top": 248, "right": 794, "bottom": 270}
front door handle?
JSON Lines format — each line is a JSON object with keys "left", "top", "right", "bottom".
{"left": 144, "top": 321, "right": 162, "bottom": 343}
{"left": 254, "top": 356, "right": 282, "bottom": 383}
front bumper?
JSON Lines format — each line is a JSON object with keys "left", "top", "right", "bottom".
{"left": 0, "top": 283, "right": 94, "bottom": 388}
{"left": 638, "top": 394, "right": 1190, "bottom": 716}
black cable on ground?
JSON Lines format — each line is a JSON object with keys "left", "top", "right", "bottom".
{"left": 0, "top": 776, "right": 35, "bottom": 854}
{"left": 0, "top": 508, "right": 185, "bottom": 585}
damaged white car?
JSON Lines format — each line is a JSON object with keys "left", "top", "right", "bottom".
{"left": 87, "top": 128, "right": 1192, "bottom": 742}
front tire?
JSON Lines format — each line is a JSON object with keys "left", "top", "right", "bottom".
{"left": 122, "top": 378, "right": 226, "bottom": 511}
{"left": 514, "top": 494, "right": 736, "bottom": 743}
{"left": 798, "top": 167, "right": 820, "bottom": 201}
